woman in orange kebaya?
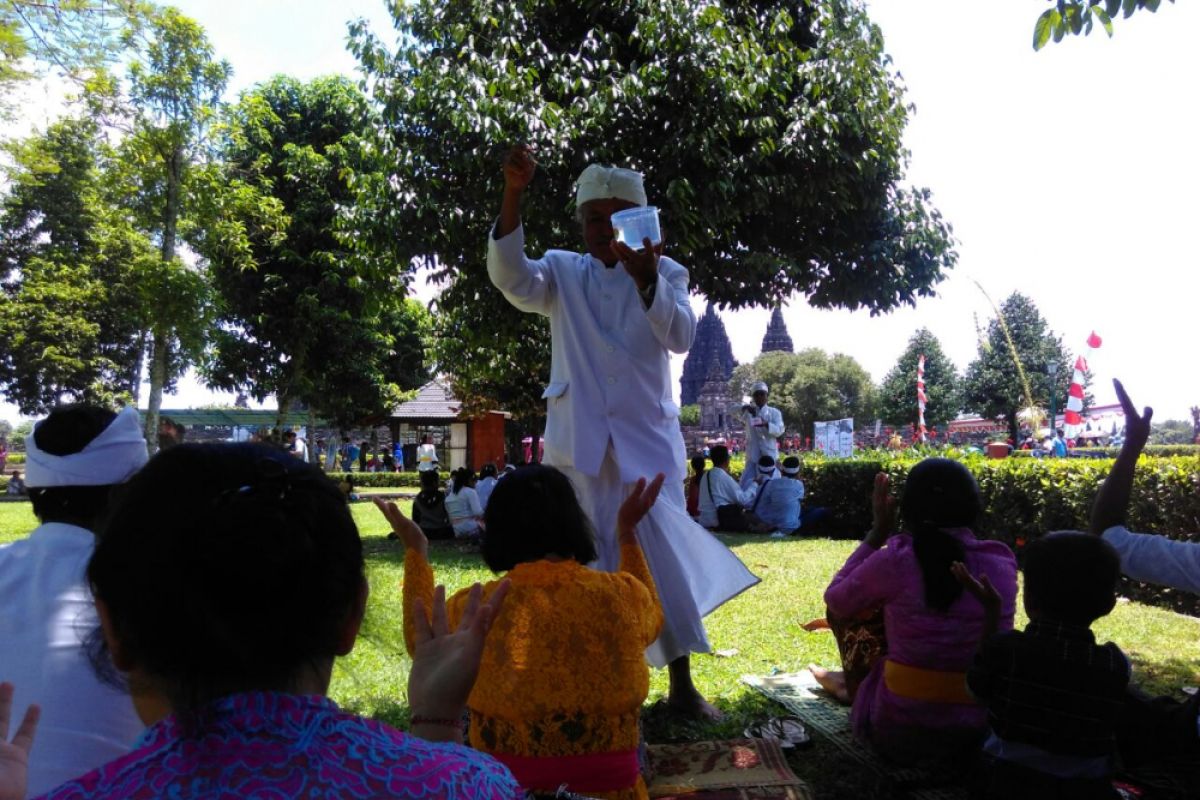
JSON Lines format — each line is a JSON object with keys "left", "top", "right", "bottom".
{"left": 376, "top": 466, "right": 664, "bottom": 800}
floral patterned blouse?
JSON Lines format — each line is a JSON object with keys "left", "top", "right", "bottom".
{"left": 33, "top": 692, "right": 523, "bottom": 799}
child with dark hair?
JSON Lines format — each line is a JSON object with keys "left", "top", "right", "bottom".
{"left": 445, "top": 467, "right": 484, "bottom": 538}
{"left": 957, "top": 532, "right": 1128, "bottom": 799}
{"left": 13, "top": 442, "right": 520, "bottom": 800}
{"left": 378, "top": 465, "right": 666, "bottom": 799}
{"left": 410, "top": 467, "right": 453, "bottom": 541}
{"left": 815, "top": 459, "right": 1019, "bottom": 762}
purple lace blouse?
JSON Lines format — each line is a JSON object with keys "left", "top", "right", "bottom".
{"left": 33, "top": 691, "right": 523, "bottom": 799}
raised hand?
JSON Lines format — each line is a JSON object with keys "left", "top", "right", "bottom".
{"left": 407, "top": 581, "right": 511, "bottom": 735}
{"left": 865, "top": 472, "right": 897, "bottom": 548}
{"left": 611, "top": 237, "right": 663, "bottom": 291}
{"left": 617, "top": 473, "right": 666, "bottom": 542}
{"left": 502, "top": 145, "right": 537, "bottom": 194}
{"left": 0, "top": 682, "right": 39, "bottom": 800}
{"left": 950, "top": 562, "right": 1001, "bottom": 616}
{"left": 373, "top": 498, "right": 429, "bottom": 561}
{"left": 1114, "top": 379, "right": 1152, "bottom": 452}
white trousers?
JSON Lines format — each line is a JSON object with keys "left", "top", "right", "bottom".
{"left": 555, "top": 448, "right": 760, "bottom": 667}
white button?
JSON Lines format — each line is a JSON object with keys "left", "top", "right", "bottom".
{"left": 607, "top": 377, "right": 616, "bottom": 384}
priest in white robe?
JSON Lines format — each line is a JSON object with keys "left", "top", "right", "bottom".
{"left": 487, "top": 145, "right": 758, "bottom": 717}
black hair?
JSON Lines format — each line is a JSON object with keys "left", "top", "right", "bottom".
{"left": 758, "top": 455, "right": 775, "bottom": 469}
{"left": 450, "top": 467, "right": 475, "bottom": 494}
{"left": 481, "top": 464, "right": 597, "bottom": 572}
{"left": 28, "top": 404, "right": 120, "bottom": 528}
{"left": 479, "top": 464, "right": 498, "bottom": 479}
{"left": 86, "top": 443, "right": 363, "bottom": 716}
{"left": 899, "top": 458, "right": 983, "bottom": 612}
{"left": 690, "top": 455, "right": 707, "bottom": 474}
{"left": 709, "top": 445, "right": 730, "bottom": 466}
{"left": 1023, "top": 532, "right": 1119, "bottom": 625}
{"left": 417, "top": 468, "right": 441, "bottom": 500}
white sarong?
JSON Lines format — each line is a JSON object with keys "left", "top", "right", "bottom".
{"left": 556, "top": 447, "right": 760, "bottom": 667}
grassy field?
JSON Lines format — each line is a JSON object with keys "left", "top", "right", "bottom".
{"left": 3, "top": 499, "right": 1199, "bottom": 797}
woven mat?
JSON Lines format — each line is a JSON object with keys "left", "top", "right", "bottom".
{"left": 742, "top": 671, "right": 968, "bottom": 800}
{"left": 647, "top": 738, "right": 813, "bottom": 800}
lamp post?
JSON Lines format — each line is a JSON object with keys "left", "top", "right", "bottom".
{"left": 1047, "top": 362, "right": 1059, "bottom": 438}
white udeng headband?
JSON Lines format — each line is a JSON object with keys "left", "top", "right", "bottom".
{"left": 575, "top": 164, "right": 647, "bottom": 207}
{"left": 24, "top": 406, "right": 149, "bottom": 488}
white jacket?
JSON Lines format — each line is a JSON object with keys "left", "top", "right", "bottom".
{"left": 488, "top": 224, "right": 696, "bottom": 483}
{"left": 744, "top": 403, "right": 785, "bottom": 462}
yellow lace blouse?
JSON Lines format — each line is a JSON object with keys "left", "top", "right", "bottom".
{"left": 403, "top": 540, "right": 663, "bottom": 800}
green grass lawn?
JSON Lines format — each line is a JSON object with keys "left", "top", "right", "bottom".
{"left": 4, "top": 499, "right": 1199, "bottom": 797}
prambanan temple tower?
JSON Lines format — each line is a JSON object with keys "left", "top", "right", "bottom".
{"left": 680, "top": 303, "right": 737, "bottom": 406}
{"left": 760, "top": 306, "right": 794, "bottom": 354}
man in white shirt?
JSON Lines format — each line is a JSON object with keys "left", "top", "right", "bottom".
{"left": 0, "top": 405, "right": 148, "bottom": 795}
{"left": 416, "top": 434, "right": 438, "bottom": 472}
{"left": 1089, "top": 379, "right": 1200, "bottom": 771}
{"left": 740, "top": 382, "right": 785, "bottom": 489}
{"left": 488, "top": 145, "right": 758, "bottom": 717}
{"left": 696, "top": 445, "right": 758, "bottom": 530}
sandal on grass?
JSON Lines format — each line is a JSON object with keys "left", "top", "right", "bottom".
{"left": 743, "top": 716, "right": 811, "bottom": 749}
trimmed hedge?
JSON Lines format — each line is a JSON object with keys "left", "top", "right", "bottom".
{"left": 796, "top": 454, "right": 1200, "bottom": 614}
{"left": 324, "top": 470, "right": 450, "bottom": 488}
{"left": 1010, "top": 444, "right": 1199, "bottom": 459}
{"left": 2, "top": 453, "right": 25, "bottom": 466}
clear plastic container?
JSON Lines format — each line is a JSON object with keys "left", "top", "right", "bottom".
{"left": 611, "top": 206, "right": 661, "bottom": 249}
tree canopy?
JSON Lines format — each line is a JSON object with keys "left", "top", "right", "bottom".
{"left": 0, "top": 115, "right": 156, "bottom": 413}
{"left": 876, "top": 328, "right": 960, "bottom": 434}
{"left": 729, "top": 349, "right": 875, "bottom": 438}
{"left": 200, "top": 75, "right": 429, "bottom": 429}
{"left": 350, "top": 0, "right": 956, "bottom": 421}
{"left": 1032, "top": 0, "right": 1175, "bottom": 50}
{"left": 963, "top": 292, "right": 1076, "bottom": 443}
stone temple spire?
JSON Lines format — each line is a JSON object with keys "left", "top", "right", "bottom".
{"left": 760, "top": 306, "right": 793, "bottom": 354}
{"left": 680, "top": 302, "right": 736, "bottom": 406}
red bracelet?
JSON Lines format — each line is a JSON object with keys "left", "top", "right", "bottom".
{"left": 411, "top": 715, "right": 464, "bottom": 731}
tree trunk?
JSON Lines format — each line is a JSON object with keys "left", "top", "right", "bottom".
{"left": 144, "top": 147, "right": 183, "bottom": 457}
{"left": 144, "top": 329, "right": 168, "bottom": 457}
{"left": 307, "top": 407, "right": 317, "bottom": 464}
{"left": 129, "top": 330, "right": 147, "bottom": 404}
{"left": 276, "top": 393, "right": 292, "bottom": 438}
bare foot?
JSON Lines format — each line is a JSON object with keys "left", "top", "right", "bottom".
{"left": 808, "top": 664, "right": 850, "bottom": 704}
{"left": 666, "top": 690, "right": 725, "bottom": 720}
{"left": 801, "top": 617, "right": 830, "bottom": 632}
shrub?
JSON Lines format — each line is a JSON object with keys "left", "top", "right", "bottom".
{"left": 3, "top": 453, "right": 25, "bottom": 466}
{"left": 798, "top": 454, "right": 1200, "bottom": 614}
{"left": 324, "top": 470, "right": 450, "bottom": 488}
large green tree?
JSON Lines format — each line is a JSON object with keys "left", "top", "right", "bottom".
{"left": 200, "top": 75, "right": 428, "bottom": 429}
{"left": 1032, "top": 0, "right": 1174, "bottom": 50}
{"left": 877, "top": 328, "right": 960, "bottom": 434}
{"left": 92, "top": 5, "right": 231, "bottom": 453}
{"left": 0, "top": 115, "right": 156, "bottom": 413}
{"left": 350, "top": 0, "right": 956, "bottom": 423}
{"left": 963, "top": 292, "right": 1076, "bottom": 444}
{"left": 730, "top": 349, "right": 875, "bottom": 440}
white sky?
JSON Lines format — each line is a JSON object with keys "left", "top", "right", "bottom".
{"left": 2, "top": 0, "right": 1196, "bottom": 425}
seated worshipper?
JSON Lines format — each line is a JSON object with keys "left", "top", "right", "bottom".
{"left": 445, "top": 468, "right": 485, "bottom": 538}
{"left": 1089, "top": 380, "right": 1200, "bottom": 774}
{"left": 410, "top": 468, "right": 455, "bottom": 541}
{"left": 14, "top": 443, "right": 521, "bottom": 800}
{"left": 685, "top": 455, "right": 706, "bottom": 519}
{"left": 6, "top": 469, "right": 25, "bottom": 495}
{"left": 957, "top": 533, "right": 1128, "bottom": 800}
{"left": 754, "top": 456, "right": 830, "bottom": 536}
{"left": 696, "top": 445, "right": 766, "bottom": 532}
{"left": 813, "top": 459, "right": 1018, "bottom": 763}
{"left": 379, "top": 466, "right": 665, "bottom": 800}
{"left": 476, "top": 464, "right": 499, "bottom": 509}
{"left": 0, "top": 405, "right": 147, "bottom": 796}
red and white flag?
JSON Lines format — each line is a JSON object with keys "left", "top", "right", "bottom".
{"left": 917, "top": 354, "right": 927, "bottom": 442}
{"left": 1063, "top": 331, "right": 1102, "bottom": 438}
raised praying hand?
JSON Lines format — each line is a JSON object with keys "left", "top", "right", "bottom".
{"left": 1114, "top": 378, "right": 1152, "bottom": 452}
{"left": 0, "top": 682, "right": 39, "bottom": 800}
{"left": 617, "top": 473, "right": 666, "bottom": 543}
{"left": 374, "top": 498, "right": 429, "bottom": 561}
{"left": 950, "top": 562, "right": 1001, "bottom": 617}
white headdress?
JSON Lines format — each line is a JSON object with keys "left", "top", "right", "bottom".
{"left": 24, "top": 406, "right": 149, "bottom": 488}
{"left": 575, "top": 164, "right": 647, "bottom": 207}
